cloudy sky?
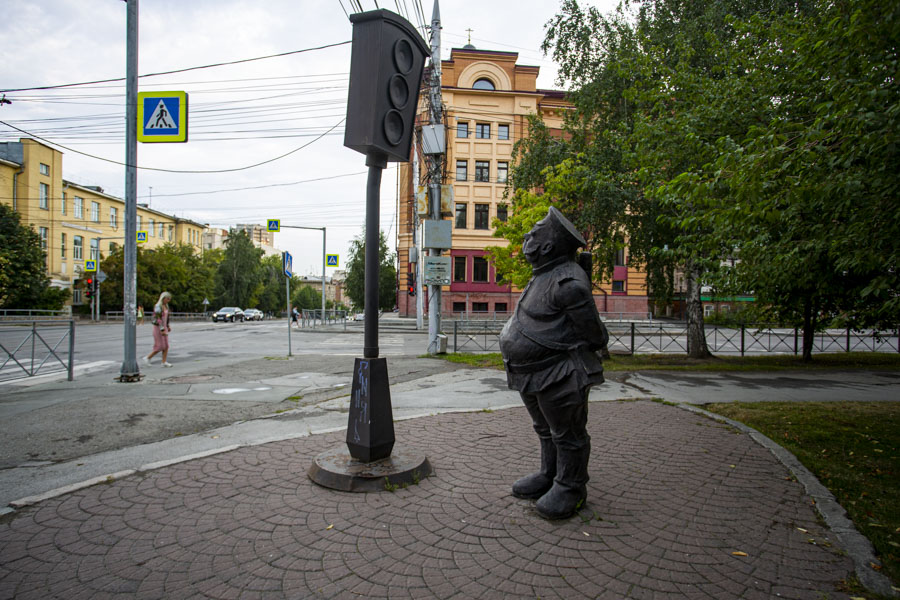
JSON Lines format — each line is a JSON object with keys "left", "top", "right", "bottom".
{"left": 1, "top": 0, "right": 617, "bottom": 276}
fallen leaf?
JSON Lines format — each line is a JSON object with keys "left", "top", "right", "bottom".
{"left": 870, "top": 562, "right": 882, "bottom": 571}
{"left": 729, "top": 465, "right": 736, "bottom": 469}
{"left": 326, "top": 524, "right": 334, "bottom": 530}
{"left": 796, "top": 527, "right": 808, "bottom": 533}
{"left": 731, "top": 551, "right": 748, "bottom": 557}
{"left": 583, "top": 532, "right": 590, "bottom": 537}
{"left": 211, "top": 435, "right": 219, "bottom": 439}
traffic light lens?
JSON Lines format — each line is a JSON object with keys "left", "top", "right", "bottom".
{"left": 388, "top": 74, "right": 409, "bottom": 109}
{"left": 393, "top": 39, "right": 414, "bottom": 74}
{"left": 383, "top": 110, "right": 404, "bottom": 145}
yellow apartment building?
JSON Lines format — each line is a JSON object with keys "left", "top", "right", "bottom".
{"left": 0, "top": 138, "right": 206, "bottom": 307}
{"left": 396, "top": 47, "right": 649, "bottom": 318}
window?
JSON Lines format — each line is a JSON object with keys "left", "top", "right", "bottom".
{"left": 497, "top": 161, "right": 508, "bottom": 184}
{"left": 74, "top": 197, "right": 84, "bottom": 219}
{"left": 474, "top": 204, "right": 490, "bottom": 230}
{"left": 110, "top": 206, "right": 118, "bottom": 229}
{"left": 473, "top": 257, "right": 488, "bottom": 282}
{"left": 475, "top": 123, "right": 491, "bottom": 139}
{"left": 61, "top": 233, "right": 67, "bottom": 259}
{"left": 136, "top": 215, "right": 142, "bottom": 230}
{"left": 91, "top": 201, "right": 100, "bottom": 222}
{"left": 473, "top": 78, "right": 495, "bottom": 90}
{"left": 615, "top": 248, "right": 626, "bottom": 266}
{"left": 704, "top": 304, "right": 714, "bottom": 317}
{"left": 497, "top": 204, "right": 508, "bottom": 222}
{"left": 452, "top": 302, "right": 467, "bottom": 313}
{"left": 455, "top": 160, "right": 468, "bottom": 182}
{"left": 90, "top": 238, "right": 99, "bottom": 261}
{"left": 40, "top": 183, "right": 49, "bottom": 209}
{"left": 455, "top": 203, "right": 467, "bottom": 229}
{"left": 61, "top": 192, "right": 66, "bottom": 215}
{"left": 149, "top": 219, "right": 155, "bottom": 236}
{"left": 39, "top": 227, "right": 48, "bottom": 265}
{"left": 495, "top": 302, "right": 508, "bottom": 313}
{"left": 498, "top": 124, "right": 509, "bottom": 140}
{"left": 454, "top": 256, "right": 467, "bottom": 282}
{"left": 40, "top": 163, "right": 50, "bottom": 176}
{"left": 159, "top": 222, "right": 165, "bottom": 238}
{"left": 168, "top": 225, "right": 173, "bottom": 241}
{"left": 612, "top": 280, "right": 625, "bottom": 292}
{"left": 475, "top": 160, "right": 490, "bottom": 182}
{"left": 456, "top": 121, "right": 469, "bottom": 138}
{"left": 472, "top": 302, "right": 488, "bottom": 312}
{"left": 73, "top": 288, "right": 82, "bottom": 305}
{"left": 73, "top": 236, "right": 83, "bottom": 260}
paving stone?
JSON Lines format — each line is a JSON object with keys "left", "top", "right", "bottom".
{"left": 0, "top": 402, "right": 857, "bottom": 599}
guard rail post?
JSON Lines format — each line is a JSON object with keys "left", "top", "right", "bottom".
{"left": 31, "top": 321, "right": 37, "bottom": 375}
{"left": 630, "top": 322, "right": 635, "bottom": 355}
{"left": 68, "top": 320, "right": 75, "bottom": 381}
{"left": 846, "top": 327, "right": 851, "bottom": 353}
{"left": 794, "top": 328, "right": 799, "bottom": 355}
{"left": 741, "top": 325, "right": 745, "bottom": 356}
{"left": 454, "top": 321, "right": 458, "bottom": 352}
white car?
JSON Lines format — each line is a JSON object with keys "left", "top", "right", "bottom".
{"left": 243, "top": 308, "right": 263, "bottom": 321}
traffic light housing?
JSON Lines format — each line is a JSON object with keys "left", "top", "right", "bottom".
{"left": 85, "top": 278, "right": 94, "bottom": 299}
{"left": 407, "top": 271, "right": 416, "bottom": 296}
{"left": 344, "top": 9, "right": 429, "bottom": 164}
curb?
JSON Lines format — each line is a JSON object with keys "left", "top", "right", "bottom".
{"left": 679, "top": 403, "right": 898, "bottom": 598}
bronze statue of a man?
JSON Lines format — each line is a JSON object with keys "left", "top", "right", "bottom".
{"left": 499, "top": 206, "right": 609, "bottom": 520}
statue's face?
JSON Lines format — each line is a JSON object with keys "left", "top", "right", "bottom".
{"left": 523, "top": 217, "right": 554, "bottom": 265}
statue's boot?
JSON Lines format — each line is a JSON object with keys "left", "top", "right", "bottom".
{"left": 535, "top": 445, "right": 589, "bottom": 520}
{"left": 512, "top": 438, "right": 556, "bottom": 499}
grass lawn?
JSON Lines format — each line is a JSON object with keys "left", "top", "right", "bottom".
{"left": 428, "top": 351, "right": 900, "bottom": 372}
{"left": 705, "top": 401, "right": 900, "bottom": 590}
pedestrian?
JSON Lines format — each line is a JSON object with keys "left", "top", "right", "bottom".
{"left": 143, "top": 291, "right": 173, "bottom": 367}
{"left": 136, "top": 304, "right": 144, "bottom": 325}
{"left": 292, "top": 306, "right": 301, "bottom": 329}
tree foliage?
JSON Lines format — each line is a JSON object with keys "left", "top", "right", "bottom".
{"left": 215, "top": 229, "right": 264, "bottom": 308}
{"left": 345, "top": 228, "right": 397, "bottom": 311}
{"left": 0, "top": 203, "right": 70, "bottom": 310}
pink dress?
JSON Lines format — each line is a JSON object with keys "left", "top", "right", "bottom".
{"left": 151, "top": 306, "right": 169, "bottom": 352}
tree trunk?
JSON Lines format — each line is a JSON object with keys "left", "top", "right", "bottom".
{"left": 801, "top": 297, "right": 817, "bottom": 362}
{"left": 685, "top": 262, "right": 711, "bottom": 359}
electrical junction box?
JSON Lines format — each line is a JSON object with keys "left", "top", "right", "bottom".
{"left": 419, "top": 219, "right": 452, "bottom": 250}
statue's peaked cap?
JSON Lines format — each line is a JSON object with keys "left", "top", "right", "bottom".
{"left": 546, "top": 206, "right": 586, "bottom": 250}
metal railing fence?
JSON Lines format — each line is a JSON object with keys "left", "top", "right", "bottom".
{"left": 0, "top": 320, "right": 75, "bottom": 382}
{"left": 453, "top": 320, "right": 900, "bottom": 355}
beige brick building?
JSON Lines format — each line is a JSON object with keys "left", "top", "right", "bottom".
{"left": 0, "top": 138, "right": 206, "bottom": 307}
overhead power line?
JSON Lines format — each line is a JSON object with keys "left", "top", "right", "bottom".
{"left": 0, "top": 41, "right": 351, "bottom": 93}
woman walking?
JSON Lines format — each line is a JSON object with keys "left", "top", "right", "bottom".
{"left": 143, "top": 291, "right": 173, "bottom": 367}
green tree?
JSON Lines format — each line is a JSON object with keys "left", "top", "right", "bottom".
{"left": 99, "top": 243, "right": 219, "bottom": 313}
{"left": 253, "top": 254, "right": 287, "bottom": 314}
{"left": 215, "top": 229, "right": 263, "bottom": 308}
{"left": 293, "top": 285, "right": 320, "bottom": 310}
{"left": 661, "top": 0, "right": 900, "bottom": 359}
{"left": 0, "top": 204, "right": 70, "bottom": 310}
{"left": 345, "top": 228, "right": 397, "bottom": 311}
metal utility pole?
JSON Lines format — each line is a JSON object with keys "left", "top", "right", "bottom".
{"left": 120, "top": 0, "right": 140, "bottom": 381}
{"left": 426, "top": 0, "right": 444, "bottom": 354}
{"left": 413, "top": 145, "right": 424, "bottom": 330}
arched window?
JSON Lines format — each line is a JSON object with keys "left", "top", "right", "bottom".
{"left": 473, "top": 78, "right": 495, "bottom": 90}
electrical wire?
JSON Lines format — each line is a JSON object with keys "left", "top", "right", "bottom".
{"left": 0, "top": 41, "right": 352, "bottom": 93}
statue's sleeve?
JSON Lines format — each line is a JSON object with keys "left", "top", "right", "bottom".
{"left": 556, "top": 275, "right": 609, "bottom": 352}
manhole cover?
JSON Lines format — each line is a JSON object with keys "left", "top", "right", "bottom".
{"left": 166, "top": 375, "right": 217, "bottom": 383}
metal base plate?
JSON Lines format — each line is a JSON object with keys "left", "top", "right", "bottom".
{"left": 308, "top": 444, "right": 432, "bottom": 492}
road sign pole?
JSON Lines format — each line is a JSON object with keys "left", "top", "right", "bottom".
{"left": 321, "top": 228, "right": 326, "bottom": 327}
{"left": 120, "top": 0, "right": 140, "bottom": 380}
{"left": 286, "top": 275, "right": 292, "bottom": 357}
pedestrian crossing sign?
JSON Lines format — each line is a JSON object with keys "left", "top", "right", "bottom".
{"left": 267, "top": 219, "right": 280, "bottom": 232}
{"left": 84, "top": 260, "right": 97, "bottom": 272}
{"left": 136, "top": 231, "right": 148, "bottom": 243}
{"left": 137, "top": 91, "right": 188, "bottom": 143}
{"left": 326, "top": 254, "right": 339, "bottom": 267}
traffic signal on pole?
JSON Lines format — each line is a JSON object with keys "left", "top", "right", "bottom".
{"left": 343, "top": 9, "right": 430, "bottom": 164}
{"left": 407, "top": 272, "right": 416, "bottom": 296}
{"left": 85, "top": 278, "right": 94, "bottom": 299}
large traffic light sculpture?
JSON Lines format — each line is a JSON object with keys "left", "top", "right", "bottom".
{"left": 343, "top": 10, "right": 429, "bottom": 165}
{"left": 308, "top": 9, "right": 431, "bottom": 491}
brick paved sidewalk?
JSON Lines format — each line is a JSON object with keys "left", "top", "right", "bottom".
{"left": 0, "top": 401, "right": 854, "bottom": 599}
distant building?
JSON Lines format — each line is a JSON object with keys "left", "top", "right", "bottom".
{"left": 396, "top": 47, "right": 650, "bottom": 318}
{"left": 0, "top": 138, "right": 205, "bottom": 307}
{"left": 295, "top": 275, "right": 343, "bottom": 306}
{"left": 202, "top": 225, "right": 280, "bottom": 258}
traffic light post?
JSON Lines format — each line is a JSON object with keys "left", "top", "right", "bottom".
{"left": 308, "top": 8, "right": 433, "bottom": 492}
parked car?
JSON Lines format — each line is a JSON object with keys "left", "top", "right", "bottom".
{"left": 212, "top": 307, "right": 244, "bottom": 322}
{"left": 243, "top": 308, "right": 263, "bottom": 321}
